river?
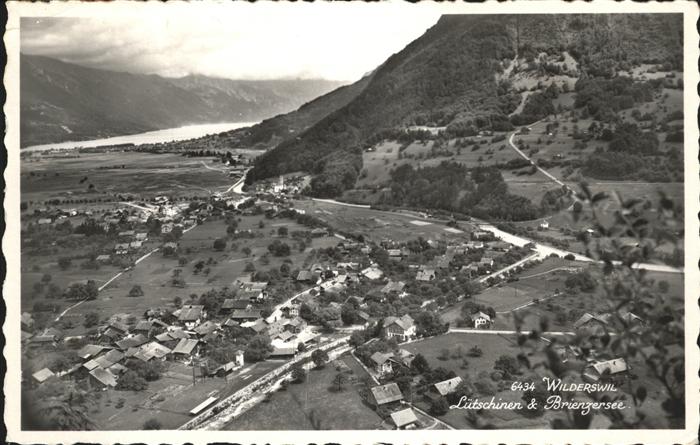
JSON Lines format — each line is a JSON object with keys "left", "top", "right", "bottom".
{"left": 23, "top": 122, "right": 256, "bottom": 152}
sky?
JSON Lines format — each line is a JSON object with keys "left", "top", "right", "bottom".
{"left": 20, "top": 2, "right": 442, "bottom": 82}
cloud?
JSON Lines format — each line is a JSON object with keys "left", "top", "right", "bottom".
{"left": 20, "top": 3, "right": 441, "bottom": 81}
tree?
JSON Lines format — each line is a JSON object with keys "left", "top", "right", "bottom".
{"left": 291, "top": 365, "right": 306, "bottom": 383}
{"left": 340, "top": 303, "right": 359, "bottom": 325}
{"left": 277, "top": 226, "right": 288, "bottom": 237}
{"left": 213, "top": 238, "right": 227, "bottom": 251}
{"left": 58, "top": 257, "right": 72, "bottom": 270}
{"left": 24, "top": 380, "right": 95, "bottom": 430}
{"left": 83, "top": 312, "right": 99, "bottom": 328}
{"left": 430, "top": 397, "right": 449, "bottom": 416}
{"left": 267, "top": 240, "right": 291, "bottom": 256}
{"left": 331, "top": 372, "right": 348, "bottom": 392}
{"left": 411, "top": 353, "right": 431, "bottom": 374}
{"left": 173, "top": 296, "right": 183, "bottom": 308}
{"left": 311, "top": 349, "right": 329, "bottom": 369}
{"left": 494, "top": 355, "right": 520, "bottom": 378}
{"left": 41, "top": 273, "right": 52, "bottom": 283}
{"left": 116, "top": 370, "right": 148, "bottom": 391}
{"left": 244, "top": 335, "right": 273, "bottom": 362}
{"left": 658, "top": 280, "right": 670, "bottom": 293}
{"left": 128, "top": 285, "right": 144, "bottom": 298}
{"left": 143, "top": 418, "right": 162, "bottom": 430}
{"left": 242, "top": 246, "right": 252, "bottom": 256}
{"left": 468, "top": 346, "right": 483, "bottom": 357}
{"left": 65, "top": 281, "right": 99, "bottom": 301}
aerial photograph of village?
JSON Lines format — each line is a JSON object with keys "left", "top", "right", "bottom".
{"left": 16, "top": 9, "right": 686, "bottom": 432}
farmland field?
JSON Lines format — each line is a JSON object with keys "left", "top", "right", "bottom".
{"left": 21, "top": 150, "right": 255, "bottom": 204}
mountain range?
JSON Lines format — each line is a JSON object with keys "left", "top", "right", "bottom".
{"left": 20, "top": 54, "right": 344, "bottom": 147}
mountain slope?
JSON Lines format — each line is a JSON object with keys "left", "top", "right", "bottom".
{"left": 247, "top": 13, "right": 683, "bottom": 197}
{"left": 224, "top": 73, "right": 373, "bottom": 150}
{"left": 20, "top": 54, "right": 344, "bottom": 147}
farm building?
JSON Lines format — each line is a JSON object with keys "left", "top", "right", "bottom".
{"left": 269, "top": 347, "right": 296, "bottom": 359}
{"left": 221, "top": 298, "right": 252, "bottom": 313}
{"left": 172, "top": 338, "right": 200, "bottom": 358}
{"left": 89, "top": 367, "right": 118, "bottom": 388}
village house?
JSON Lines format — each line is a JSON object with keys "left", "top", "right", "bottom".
{"left": 32, "top": 367, "right": 55, "bottom": 384}
{"left": 384, "top": 314, "right": 416, "bottom": 342}
{"left": 115, "top": 333, "right": 149, "bottom": 350}
{"left": 280, "top": 304, "right": 300, "bottom": 318}
{"left": 96, "top": 254, "right": 111, "bottom": 263}
{"left": 371, "top": 382, "right": 404, "bottom": 406}
{"left": 221, "top": 298, "right": 252, "bottom": 314}
{"left": 361, "top": 266, "right": 384, "bottom": 281}
{"left": 433, "top": 376, "right": 463, "bottom": 398}
{"left": 573, "top": 313, "right": 611, "bottom": 333}
{"left": 390, "top": 408, "right": 419, "bottom": 429}
{"left": 89, "top": 367, "right": 118, "bottom": 388}
{"left": 133, "top": 342, "right": 171, "bottom": 362}
{"left": 470, "top": 311, "right": 493, "bottom": 329}
{"left": 237, "top": 289, "right": 265, "bottom": 302}
{"left": 78, "top": 344, "right": 112, "bottom": 361}
{"left": 296, "top": 270, "right": 316, "bottom": 283}
{"left": 465, "top": 241, "right": 484, "bottom": 250}
{"left": 172, "top": 338, "right": 200, "bottom": 360}
{"left": 416, "top": 267, "right": 436, "bottom": 282}
{"left": 381, "top": 280, "right": 406, "bottom": 295}
{"left": 370, "top": 352, "right": 394, "bottom": 377}
{"left": 583, "top": 358, "right": 629, "bottom": 383}
{"left": 176, "top": 305, "right": 205, "bottom": 329}
{"left": 114, "top": 243, "right": 130, "bottom": 255}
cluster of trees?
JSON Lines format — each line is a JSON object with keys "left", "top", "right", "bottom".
{"left": 267, "top": 240, "right": 291, "bottom": 257}
{"left": 382, "top": 162, "right": 540, "bottom": 221}
{"left": 574, "top": 77, "right": 656, "bottom": 122}
{"left": 583, "top": 123, "right": 681, "bottom": 182}
{"left": 510, "top": 84, "right": 559, "bottom": 125}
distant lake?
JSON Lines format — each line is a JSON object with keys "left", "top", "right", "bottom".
{"left": 23, "top": 122, "right": 257, "bottom": 152}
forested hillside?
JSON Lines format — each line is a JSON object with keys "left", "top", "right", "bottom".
{"left": 247, "top": 14, "right": 683, "bottom": 199}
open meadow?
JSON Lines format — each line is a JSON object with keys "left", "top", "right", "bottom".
{"left": 224, "top": 355, "right": 383, "bottom": 430}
